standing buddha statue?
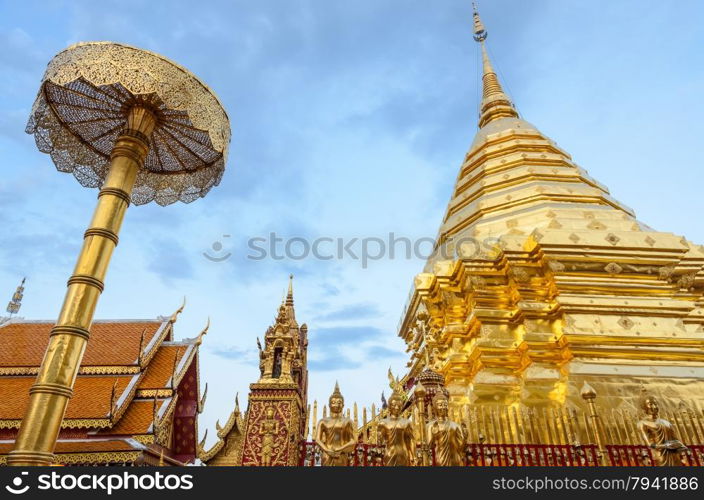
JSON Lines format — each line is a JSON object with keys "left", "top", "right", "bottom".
{"left": 315, "top": 382, "right": 357, "bottom": 466}
{"left": 378, "top": 390, "right": 415, "bottom": 466}
{"left": 426, "top": 391, "right": 465, "bottom": 466}
{"left": 637, "top": 393, "right": 687, "bottom": 466}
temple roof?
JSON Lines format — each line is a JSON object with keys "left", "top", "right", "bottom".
{"left": 106, "top": 399, "right": 169, "bottom": 435}
{"left": 0, "top": 374, "right": 137, "bottom": 421}
{"left": 0, "top": 307, "right": 204, "bottom": 465}
{"left": 138, "top": 343, "right": 193, "bottom": 390}
{"left": 0, "top": 319, "right": 166, "bottom": 370}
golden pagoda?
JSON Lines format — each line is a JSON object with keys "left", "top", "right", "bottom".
{"left": 398, "top": 5, "right": 704, "bottom": 419}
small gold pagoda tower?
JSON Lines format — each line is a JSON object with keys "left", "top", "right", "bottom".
{"left": 200, "top": 276, "right": 309, "bottom": 466}
{"left": 398, "top": 6, "right": 704, "bottom": 415}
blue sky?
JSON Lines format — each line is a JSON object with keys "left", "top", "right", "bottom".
{"left": 1, "top": 0, "right": 703, "bottom": 446}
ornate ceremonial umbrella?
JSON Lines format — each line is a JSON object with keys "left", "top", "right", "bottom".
{"left": 9, "top": 42, "right": 230, "bottom": 466}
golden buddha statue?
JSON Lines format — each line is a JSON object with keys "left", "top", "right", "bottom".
{"left": 315, "top": 383, "right": 357, "bottom": 466}
{"left": 637, "top": 393, "right": 687, "bottom": 466}
{"left": 378, "top": 390, "right": 415, "bottom": 466}
{"left": 426, "top": 392, "right": 465, "bottom": 466}
{"left": 259, "top": 406, "right": 279, "bottom": 466}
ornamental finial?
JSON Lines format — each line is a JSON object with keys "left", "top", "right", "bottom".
{"left": 472, "top": 2, "right": 487, "bottom": 41}
{"left": 470, "top": 2, "right": 519, "bottom": 127}
{"left": 6, "top": 277, "right": 26, "bottom": 316}
{"left": 169, "top": 296, "right": 186, "bottom": 324}
{"left": 580, "top": 381, "right": 597, "bottom": 400}
{"left": 286, "top": 273, "right": 294, "bottom": 306}
{"left": 195, "top": 317, "right": 210, "bottom": 346}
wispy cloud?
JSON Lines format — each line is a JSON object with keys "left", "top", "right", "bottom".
{"left": 308, "top": 325, "right": 381, "bottom": 347}
{"left": 147, "top": 238, "right": 195, "bottom": 283}
{"left": 209, "top": 345, "right": 257, "bottom": 364}
{"left": 309, "top": 351, "right": 362, "bottom": 372}
{"left": 365, "top": 345, "right": 405, "bottom": 360}
{"left": 314, "top": 302, "right": 381, "bottom": 322}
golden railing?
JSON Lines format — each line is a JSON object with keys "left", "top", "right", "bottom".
{"left": 299, "top": 442, "right": 704, "bottom": 466}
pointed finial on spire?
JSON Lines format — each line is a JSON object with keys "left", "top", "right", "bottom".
{"left": 472, "top": 2, "right": 487, "bottom": 41}
{"left": 471, "top": 2, "right": 519, "bottom": 127}
{"left": 234, "top": 392, "right": 240, "bottom": 414}
{"left": 580, "top": 381, "right": 597, "bottom": 400}
{"left": 6, "top": 277, "right": 26, "bottom": 316}
{"left": 286, "top": 274, "right": 294, "bottom": 307}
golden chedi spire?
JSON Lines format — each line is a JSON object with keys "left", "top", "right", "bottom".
{"left": 472, "top": 4, "right": 518, "bottom": 127}
{"left": 399, "top": 3, "right": 704, "bottom": 415}
{"left": 286, "top": 273, "right": 294, "bottom": 307}
{"left": 424, "top": 3, "right": 635, "bottom": 265}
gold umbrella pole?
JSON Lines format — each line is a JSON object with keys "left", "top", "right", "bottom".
{"left": 8, "top": 106, "right": 156, "bottom": 466}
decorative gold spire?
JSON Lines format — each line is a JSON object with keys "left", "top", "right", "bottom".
{"left": 5, "top": 277, "right": 25, "bottom": 316}
{"left": 286, "top": 273, "right": 294, "bottom": 307}
{"left": 472, "top": 3, "right": 519, "bottom": 127}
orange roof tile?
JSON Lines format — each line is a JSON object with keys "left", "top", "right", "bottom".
{"left": 0, "top": 320, "right": 166, "bottom": 368}
{"left": 138, "top": 344, "right": 191, "bottom": 390}
{"left": 0, "top": 375, "right": 136, "bottom": 420}
{"left": 106, "top": 399, "right": 168, "bottom": 435}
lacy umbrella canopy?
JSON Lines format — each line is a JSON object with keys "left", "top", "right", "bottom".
{"left": 26, "top": 42, "right": 231, "bottom": 206}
